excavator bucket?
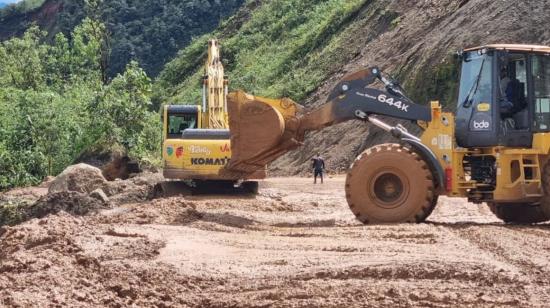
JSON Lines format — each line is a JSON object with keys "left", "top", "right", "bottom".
{"left": 224, "top": 90, "right": 303, "bottom": 175}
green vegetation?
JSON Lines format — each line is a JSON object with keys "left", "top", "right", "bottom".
{"left": 0, "top": 0, "right": 463, "bottom": 193}
{"left": 158, "top": 0, "right": 375, "bottom": 105}
{"left": 58, "top": 0, "right": 245, "bottom": 77}
{"left": 0, "top": 200, "right": 29, "bottom": 226}
{"left": 1, "top": 0, "right": 245, "bottom": 78}
{"left": 0, "top": 0, "right": 46, "bottom": 17}
{"left": 0, "top": 19, "right": 159, "bottom": 190}
{"left": 405, "top": 55, "right": 461, "bottom": 110}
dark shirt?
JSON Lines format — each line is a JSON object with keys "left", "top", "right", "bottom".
{"left": 312, "top": 157, "right": 325, "bottom": 171}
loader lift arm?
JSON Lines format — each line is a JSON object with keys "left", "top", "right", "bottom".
{"left": 298, "top": 67, "right": 431, "bottom": 133}
{"left": 223, "top": 67, "right": 444, "bottom": 190}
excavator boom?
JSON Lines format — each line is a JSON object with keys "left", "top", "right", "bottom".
{"left": 225, "top": 67, "right": 432, "bottom": 175}
{"left": 203, "top": 39, "right": 229, "bottom": 129}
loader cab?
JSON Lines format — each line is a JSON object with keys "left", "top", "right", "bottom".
{"left": 164, "top": 105, "right": 201, "bottom": 139}
{"left": 455, "top": 45, "right": 550, "bottom": 148}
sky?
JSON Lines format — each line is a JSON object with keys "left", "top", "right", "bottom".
{"left": 0, "top": 0, "right": 22, "bottom": 7}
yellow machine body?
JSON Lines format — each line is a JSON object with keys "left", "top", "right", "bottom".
{"left": 162, "top": 137, "right": 233, "bottom": 180}
{"left": 420, "top": 101, "right": 550, "bottom": 203}
{"left": 161, "top": 40, "right": 267, "bottom": 181}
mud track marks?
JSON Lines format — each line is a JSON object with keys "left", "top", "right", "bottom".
{"left": 2, "top": 177, "right": 550, "bottom": 307}
{"left": 444, "top": 223, "right": 550, "bottom": 303}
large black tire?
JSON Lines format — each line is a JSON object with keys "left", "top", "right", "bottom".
{"left": 487, "top": 202, "right": 549, "bottom": 224}
{"left": 345, "top": 143, "right": 438, "bottom": 224}
{"left": 488, "top": 160, "right": 550, "bottom": 223}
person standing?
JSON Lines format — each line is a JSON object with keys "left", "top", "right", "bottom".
{"left": 312, "top": 154, "right": 326, "bottom": 184}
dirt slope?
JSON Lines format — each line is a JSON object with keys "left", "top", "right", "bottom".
{"left": 0, "top": 0, "right": 61, "bottom": 40}
{"left": 271, "top": 0, "right": 550, "bottom": 175}
{"left": 2, "top": 177, "right": 550, "bottom": 307}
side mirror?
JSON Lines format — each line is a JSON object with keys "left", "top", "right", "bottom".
{"left": 455, "top": 51, "right": 463, "bottom": 60}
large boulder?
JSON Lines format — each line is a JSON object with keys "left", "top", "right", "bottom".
{"left": 48, "top": 164, "right": 107, "bottom": 194}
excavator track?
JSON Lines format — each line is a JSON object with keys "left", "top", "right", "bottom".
{"left": 152, "top": 180, "right": 259, "bottom": 198}
{"left": 345, "top": 143, "right": 438, "bottom": 224}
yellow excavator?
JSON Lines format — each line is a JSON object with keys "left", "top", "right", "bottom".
{"left": 224, "top": 44, "right": 550, "bottom": 224}
{"left": 160, "top": 39, "right": 297, "bottom": 193}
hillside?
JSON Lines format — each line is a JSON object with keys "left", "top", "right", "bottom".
{"left": 159, "top": 0, "right": 550, "bottom": 175}
{"left": 3, "top": 2, "right": 550, "bottom": 305}
{"left": 0, "top": 1, "right": 52, "bottom": 39}
{"left": 0, "top": 0, "right": 246, "bottom": 77}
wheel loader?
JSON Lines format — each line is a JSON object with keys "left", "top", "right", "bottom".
{"left": 159, "top": 39, "right": 297, "bottom": 194}
{"left": 223, "top": 44, "right": 550, "bottom": 224}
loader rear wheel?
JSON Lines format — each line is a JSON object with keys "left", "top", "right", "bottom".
{"left": 488, "top": 160, "right": 550, "bottom": 223}
{"left": 345, "top": 143, "right": 438, "bottom": 224}
{"left": 487, "top": 202, "right": 548, "bottom": 224}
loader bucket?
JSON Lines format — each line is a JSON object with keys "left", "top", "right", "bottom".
{"left": 224, "top": 90, "right": 303, "bottom": 175}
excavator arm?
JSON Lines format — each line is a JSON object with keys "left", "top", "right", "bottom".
{"left": 223, "top": 67, "right": 435, "bottom": 177}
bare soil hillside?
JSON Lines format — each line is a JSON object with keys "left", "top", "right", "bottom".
{"left": 2, "top": 177, "right": 550, "bottom": 307}
{"left": 271, "top": 0, "right": 550, "bottom": 175}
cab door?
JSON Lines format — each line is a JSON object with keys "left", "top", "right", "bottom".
{"left": 496, "top": 52, "right": 532, "bottom": 147}
{"left": 455, "top": 50, "right": 499, "bottom": 147}
{"left": 163, "top": 106, "right": 199, "bottom": 170}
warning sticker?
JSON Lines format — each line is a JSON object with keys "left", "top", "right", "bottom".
{"left": 437, "top": 134, "right": 452, "bottom": 150}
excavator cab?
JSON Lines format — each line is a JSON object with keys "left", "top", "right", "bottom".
{"left": 165, "top": 105, "right": 201, "bottom": 138}
{"left": 455, "top": 45, "right": 550, "bottom": 148}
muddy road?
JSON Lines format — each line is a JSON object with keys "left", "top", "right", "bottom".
{"left": 1, "top": 176, "right": 550, "bottom": 307}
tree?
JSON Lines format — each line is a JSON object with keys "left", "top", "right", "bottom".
{"left": 90, "top": 61, "right": 155, "bottom": 152}
{"left": 0, "top": 21, "right": 159, "bottom": 190}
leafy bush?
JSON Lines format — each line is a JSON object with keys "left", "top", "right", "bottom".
{"left": 0, "top": 200, "right": 29, "bottom": 226}
{"left": 0, "top": 19, "right": 159, "bottom": 191}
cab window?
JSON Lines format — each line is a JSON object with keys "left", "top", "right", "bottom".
{"left": 167, "top": 113, "right": 197, "bottom": 138}
{"left": 498, "top": 53, "right": 528, "bottom": 118}
{"left": 458, "top": 52, "right": 493, "bottom": 109}
{"left": 533, "top": 55, "right": 550, "bottom": 131}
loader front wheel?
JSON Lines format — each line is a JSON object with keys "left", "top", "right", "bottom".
{"left": 345, "top": 143, "right": 438, "bottom": 224}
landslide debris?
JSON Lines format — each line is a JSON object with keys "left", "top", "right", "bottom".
{"left": 0, "top": 213, "right": 193, "bottom": 307}
{"left": 0, "top": 164, "right": 164, "bottom": 227}
{"left": 1, "top": 177, "right": 550, "bottom": 307}
{"left": 25, "top": 191, "right": 110, "bottom": 220}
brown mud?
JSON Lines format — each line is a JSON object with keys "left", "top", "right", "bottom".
{"left": 1, "top": 176, "right": 550, "bottom": 307}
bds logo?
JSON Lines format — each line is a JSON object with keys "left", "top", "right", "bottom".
{"left": 473, "top": 120, "right": 490, "bottom": 130}
{"left": 470, "top": 113, "right": 492, "bottom": 131}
